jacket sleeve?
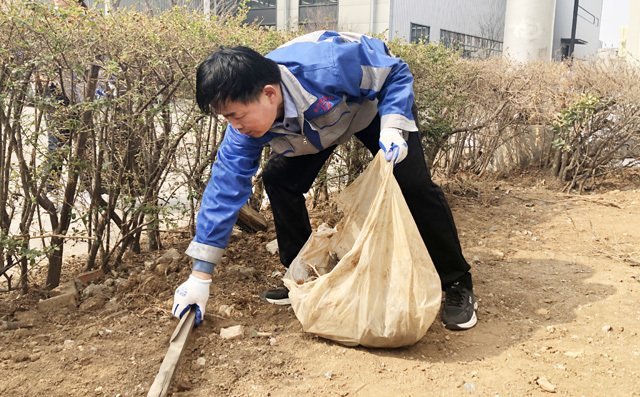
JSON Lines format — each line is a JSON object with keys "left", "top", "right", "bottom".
{"left": 334, "top": 33, "right": 418, "bottom": 132}
{"left": 185, "top": 125, "right": 265, "bottom": 264}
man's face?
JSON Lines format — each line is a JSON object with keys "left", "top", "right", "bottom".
{"left": 217, "top": 85, "right": 280, "bottom": 138}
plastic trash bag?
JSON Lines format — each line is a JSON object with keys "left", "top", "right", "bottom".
{"left": 283, "top": 152, "right": 442, "bottom": 348}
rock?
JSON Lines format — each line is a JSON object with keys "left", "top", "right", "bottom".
{"left": 324, "top": 371, "right": 333, "bottom": 380}
{"left": 156, "top": 248, "right": 182, "bottom": 265}
{"left": 82, "top": 284, "right": 111, "bottom": 299}
{"left": 144, "top": 260, "right": 156, "bottom": 271}
{"left": 134, "top": 384, "right": 145, "bottom": 395}
{"left": 217, "top": 305, "right": 235, "bottom": 318}
{"left": 94, "top": 386, "right": 104, "bottom": 394}
{"left": 226, "top": 265, "right": 257, "bottom": 279}
{"left": 63, "top": 339, "right": 75, "bottom": 349}
{"left": 462, "top": 382, "right": 476, "bottom": 393}
{"left": 270, "top": 357, "right": 285, "bottom": 366}
{"left": 219, "top": 325, "right": 245, "bottom": 339}
{"left": 196, "top": 357, "right": 206, "bottom": 366}
{"left": 269, "top": 337, "right": 278, "bottom": 346}
{"left": 266, "top": 239, "right": 279, "bottom": 255}
{"left": 114, "top": 278, "right": 129, "bottom": 291}
{"left": 536, "top": 308, "right": 550, "bottom": 316}
{"left": 75, "top": 269, "right": 104, "bottom": 286}
{"left": 564, "top": 351, "right": 583, "bottom": 358}
{"left": 602, "top": 325, "right": 613, "bottom": 332}
{"left": 154, "top": 261, "right": 178, "bottom": 276}
{"left": 38, "top": 281, "right": 79, "bottom": 312}
{"left": 80, "top": 295, "right": 107, "bottom": 311}
{"left": 536, "top": 377, "right": 556, "bottom": 393}
{"left": 12, "top": 353, "right": 29, "bottom": 363}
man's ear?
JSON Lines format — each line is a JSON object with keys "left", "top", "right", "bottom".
{"left": 263, "top": 84, "right": 278, "bottom": 101}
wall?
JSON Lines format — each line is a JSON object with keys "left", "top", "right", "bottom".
{"left": 552, "top": 0, "right": 603, "bottom": 60}
{"left": 390, "top": 0, "right": 506, "bottom": 43}
{"left": 626, "top": 0, "right": 640, "bottom": 63}
{"left": 337, "top": 0, "right": 390, "bottom": 34}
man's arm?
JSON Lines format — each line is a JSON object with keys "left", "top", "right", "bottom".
{"left": 173, "top": 125, "right": 265, "bottom": 324}
{"left": 186, "top": 125, "right": 266, "bottom": 265}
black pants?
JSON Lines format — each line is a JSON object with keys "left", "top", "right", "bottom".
{"left": 262, "top": 115, "right": 471, "bottom": 288}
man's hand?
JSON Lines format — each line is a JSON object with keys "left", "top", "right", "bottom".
{"left": 378, "top": 128, "right": 408, "bottom": 164}
{"left": 172, "top": 273, "right": 212, "bottom": 326}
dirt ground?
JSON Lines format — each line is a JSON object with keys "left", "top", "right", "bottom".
{"left": 1, "top": 172, "right": 640, "bottom": 397}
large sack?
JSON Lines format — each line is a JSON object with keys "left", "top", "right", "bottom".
{"left": 283, "top": 153, "right": 442, "bottom": 348}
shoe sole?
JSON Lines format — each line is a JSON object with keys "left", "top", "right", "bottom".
{"left": 443, "top": 302, "right": 479, "bottom": 331}
{"left": 265, "top": 297, "right": 291, "bottom": 306}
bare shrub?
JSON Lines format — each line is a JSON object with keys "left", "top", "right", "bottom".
{"left": 1, "top": 1, "right": 638, "bottom": 293}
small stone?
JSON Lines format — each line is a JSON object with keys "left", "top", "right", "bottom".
{"left": 226, "top": 265, "right": 257, "bottom": 279}
{"left": 144, "top": 260, "right": 156, "bottom": 271}
{"left": 12, "top": 353, "right": 29, "bottom": 363}
{"left": 196, "top": 357, "right": 206, "bottom": 366}
{"left": 324, "top": 371, "right": 333, "bottom": 380}
{"left": 94, "top": 386, "right": 103, "bottom": 394}
{"left": 270, "top": 357, "right": 284, "bottom": 366}
{"left": 564, "top": 351, "right": 582, "bottom": 358}
{"left": 546, "top": 326, "right": 556, "bottom": 333}
{"left": 602, "top": 325, "right": 613, "bottom": 332}
{"left": 463, "top": 382, "right": 476, "bottom": 393}
{"left": 536, "top": 308, "right": 549, "bottom": 316}
{"left": 536, "top": 377, "right": 556, "bottom": 393}
{"left": 82, "top": 284, "right": 111, "bottom": 299}
{"left": 266, "top": 239, "right": 279, "bottom": 255}
{"left": 269, "top": 337, "right": 278, "bottom": 346}
{"left": 219, "top": 325, "right": 244, "bottom": 339}
{"left": 63, "top": 340, "right": 75, "bottom": 349}
{"left": 156, "top": 248, "right": 182, "bottom": 265}
{"left": 217, "top": 305, "right": 234, "bottom": 318}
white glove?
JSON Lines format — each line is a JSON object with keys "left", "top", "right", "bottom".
{"left": 378, "top": 128, "right": 408, "bottom": 164}
{"left": 172, "top": 275, "right": 212, "bottom": 326}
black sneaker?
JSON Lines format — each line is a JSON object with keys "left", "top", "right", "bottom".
{"left": 442, "top": 282, "right": 478, "bottom": 330}
{"left": 263, "top": 287, "right": 290, "bottom": 305}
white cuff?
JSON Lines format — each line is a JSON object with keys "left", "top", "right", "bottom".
{"left": 186, "top": 241, "right": 225, "bottom": 264}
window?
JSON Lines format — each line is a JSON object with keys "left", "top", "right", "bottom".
{"left": 410, "top": 23, "right": 430, "bottom": 44}
{"left": 440, "top": 29, "right": 503, "bottom": 58}
{"left": 247, "top": 0, "right": 276, "bottom": 9}
{"left": 246, "top": 0, "right": 277, "bottom": 26}
{"left": 299, "top": 0, "right": 338, "bottom": 5}
{"left": 299, "top": 0, "right": 338, "bottom": 30}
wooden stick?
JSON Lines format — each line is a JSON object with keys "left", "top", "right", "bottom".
{"left": 147, "top": 309, "right": 196, "bottom": 397}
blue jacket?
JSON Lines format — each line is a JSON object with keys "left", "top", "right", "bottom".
{"left": 186, "top": 31, "right": 418, "bottom": 264}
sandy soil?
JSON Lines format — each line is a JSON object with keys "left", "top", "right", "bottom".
{"left": 1, "top": 173, "right": 639, "bottom": 397}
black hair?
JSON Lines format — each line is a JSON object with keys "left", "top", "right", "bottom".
{"left": 195, "top": 46, "right": 281, "bottom": 113}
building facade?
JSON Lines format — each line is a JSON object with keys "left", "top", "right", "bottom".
{"left": 252, "top": 0, "right": 602, "bottom": 60}
{"left": 83, "top": 0, "right": 603, "bottom": 61}
{"left": 623, "top": 0, "right": 640, "bottom": 64}
{"left": 552, "top": 0, "right": 603, "bottom": 60}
